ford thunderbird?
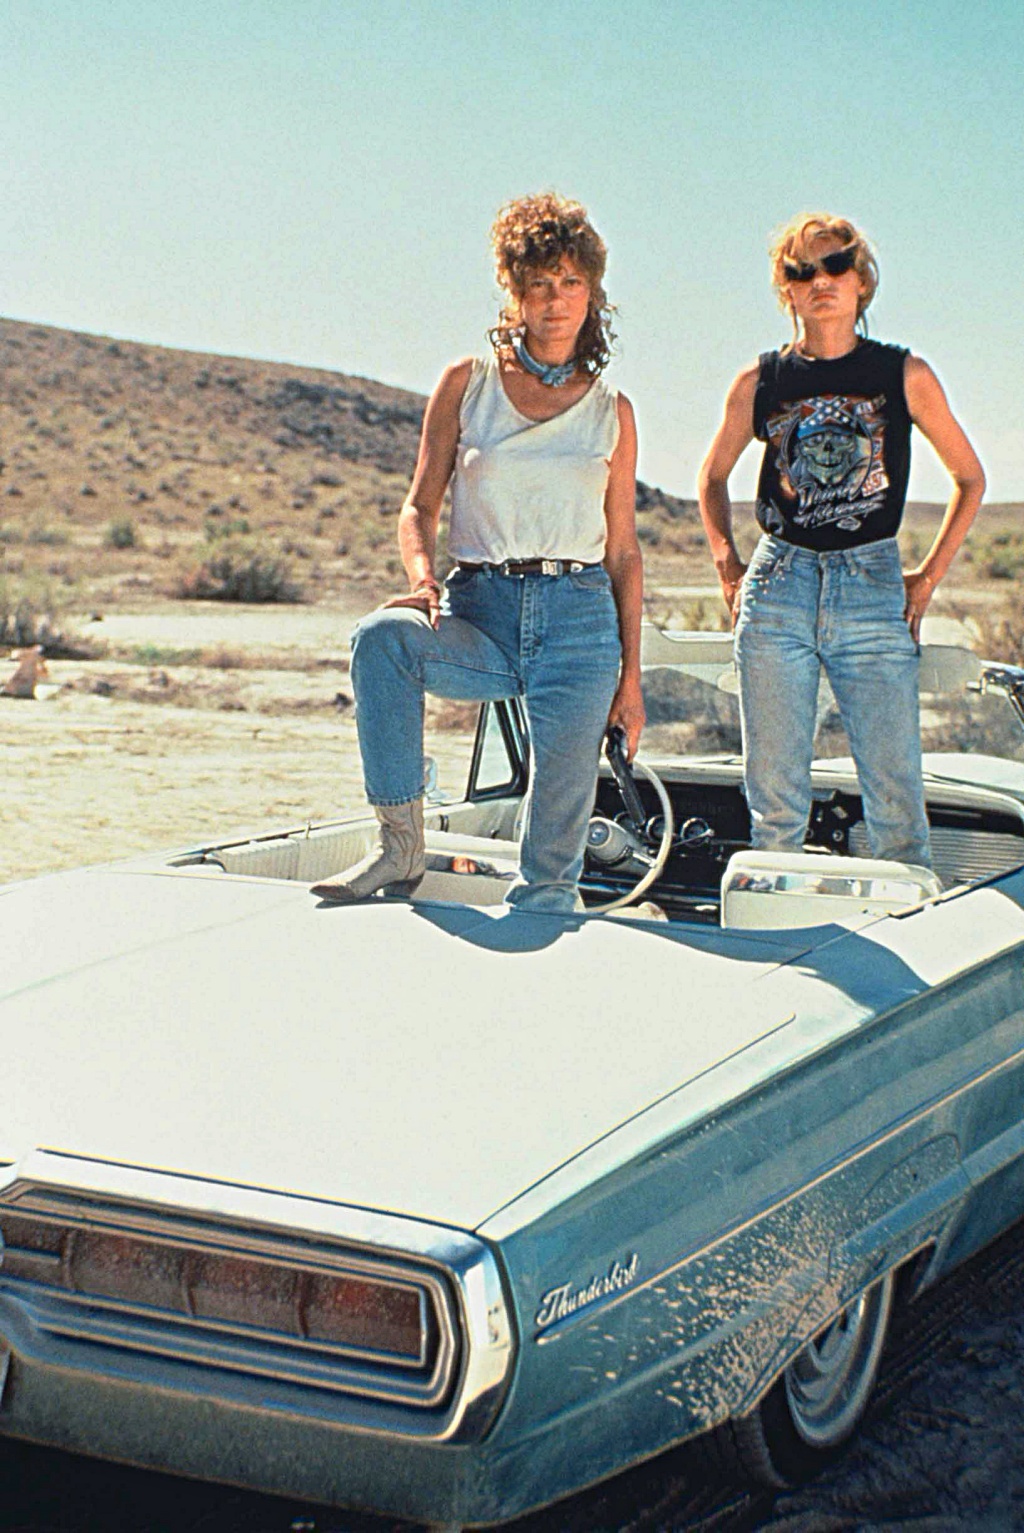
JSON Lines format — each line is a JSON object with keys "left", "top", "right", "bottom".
{"left": 3, "top": 628, "right": 1024, "bottom": 1527}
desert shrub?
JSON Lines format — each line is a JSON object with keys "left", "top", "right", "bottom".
{"left": 204, "top": 515, "right": 251, "bottom": 541}
{"left": 129, "top": 643, "right": 202, "bottom": 666}
{"left": 971, "top": 532, "right": 1024, "bottom": 582}
{"left": 0, "top": 574, "right": 92, "bottom": 655}
{"left": 176, "top": 538, "right": 302, "bottom": 603}
{"left": 26, "top": 524, "right": 68, "bottom": 547}
{"left": 957, "top": 598, "right": 1024, "bottom": 668}
{"left": 105, "top": 518, "right": 137, "bottom": 549}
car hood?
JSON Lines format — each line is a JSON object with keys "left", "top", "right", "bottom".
{"left": 0, "top": 868, "right": 803, "bottom": 1230}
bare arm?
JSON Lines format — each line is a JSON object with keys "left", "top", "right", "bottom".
{"left": 385, "top": 358, "right": 473, "bottom": 629}
{"left": 697, "top": 364, "right": 759, "bottom": 624}
{"left": 603, "top": 394, "right": 646, "bottom": 760}
{"left": 902, "top": 355, "right": 986, "bottom": 641}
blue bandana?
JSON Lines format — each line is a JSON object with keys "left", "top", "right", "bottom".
{"left": 512, "top": 333, "right": 577, "bottom": 388}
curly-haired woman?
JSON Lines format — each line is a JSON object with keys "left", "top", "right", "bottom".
{"left": 698, "top": 212, "right": 985, "bottom": 867}
{"left": 311, "top": 193, "right": 644, "bottom": 912}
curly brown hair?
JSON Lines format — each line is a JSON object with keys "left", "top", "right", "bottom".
{"left": 770, "top": 212, "right": 880, "bottom": 344}
{"left": 488, "top": 192, "right": 616, "bottom": 376}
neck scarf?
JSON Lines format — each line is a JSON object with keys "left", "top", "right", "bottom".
{"left": 512, "top": 332, "right": 576, "bottom": 388}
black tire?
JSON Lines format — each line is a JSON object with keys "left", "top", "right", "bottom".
{"left": 719, "top": 1269, "right": 895, "bottom": 1489}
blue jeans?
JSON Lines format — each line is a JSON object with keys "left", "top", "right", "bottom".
{"left": 349, "top": 565, "right": 622, "bottom": 912}
{"left": 734, "top": 535, "right": 931, "bottom": 867}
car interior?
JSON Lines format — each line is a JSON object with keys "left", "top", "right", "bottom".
{"left": 173, "top": 633, "right": 1024, "bottom": 931}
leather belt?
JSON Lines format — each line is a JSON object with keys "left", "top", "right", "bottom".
{"left": 456, "top": 558, "right": 602, "bottom": 578}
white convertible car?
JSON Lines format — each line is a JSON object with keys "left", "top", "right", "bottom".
{"left": 3, "top": 629, "right": 1024, "bottom": 1528}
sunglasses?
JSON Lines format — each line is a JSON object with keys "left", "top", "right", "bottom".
{"left": 783, "top": 246, "right": 858, "bottom": 282}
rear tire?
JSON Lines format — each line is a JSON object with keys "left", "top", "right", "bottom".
{"left": 724, "top": 1269, "right": 895, "bottom": 1488}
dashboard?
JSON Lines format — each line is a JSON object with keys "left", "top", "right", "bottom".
{"left": 582, "top": 765, "right": 1024, "bottom": 922}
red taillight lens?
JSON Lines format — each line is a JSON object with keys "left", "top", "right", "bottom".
{"left": 73, "top": 1230, "right": 184, "bottom": 1311}
{"left": 189, "top": 1249, "right": 299, "bottom": 1333}
{"left": 0, "top": 1210, "right": 431, "bottom": 1367}
{"left": 304, "top": 1270, "right": 424, "bottom": 1359}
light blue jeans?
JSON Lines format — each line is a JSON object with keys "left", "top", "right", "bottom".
{"left": 350, "top": 565, "right": 622, "bottom": 912}
{"left": 734, "top": 534, "right": 931, "bottom": 867}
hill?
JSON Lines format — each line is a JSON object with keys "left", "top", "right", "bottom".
{"left": 0, "top": 316, "right": 707, "bottom": 616}
{"left": 1, "top": 315, "right": 1019, "bottom": 627}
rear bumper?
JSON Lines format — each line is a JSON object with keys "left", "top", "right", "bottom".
{"left": 0, "top": 1305, "right": 485, "bottom": 1524}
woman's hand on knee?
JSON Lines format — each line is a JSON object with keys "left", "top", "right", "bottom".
{"left": 380, "top": 583, "right": 442, "bottom": 630}
{"left": 607, "top": 674, "right": 646, "bottom": 762}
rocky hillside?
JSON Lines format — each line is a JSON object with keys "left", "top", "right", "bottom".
{"left": 0, "top": 316, "right": 704, "bottom": 617}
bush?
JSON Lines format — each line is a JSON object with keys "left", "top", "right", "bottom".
{"left": 26, "top": 525, "right": 68, "bottom": 547}
{"left": 957, "top": 599, "right": 1024, "bottom": 669}
{"left": 176, "top": 539, "right": 302, "bottom": 603}
{"left": 0, "top": 575, "right": 91, "bottom": 655}
{"left": 975, "top": 532, "right": 1024, "bottom": 582}
{"left": 105, "top": 518, "right": 137, "bottom": 549}
{"left": 204, "top": 515, "right": 251, "bottom": 541}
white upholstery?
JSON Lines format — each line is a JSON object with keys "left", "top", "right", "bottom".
{"left": 205, "top": 818, "right": 522, "bottom": 896}
{"left": 721, "top": 850, "right": 943, "bottom": 930}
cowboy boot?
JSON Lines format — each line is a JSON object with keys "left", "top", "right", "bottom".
{"left": 310, "top": 799, "right": 426, "bottom": 903}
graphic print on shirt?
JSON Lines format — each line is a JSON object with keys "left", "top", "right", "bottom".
{"left": 764, "top": 393, "right": 889, "bottom": 534}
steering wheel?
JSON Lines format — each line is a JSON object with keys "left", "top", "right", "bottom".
{"left": 585, "top": 735, "right": 674, "bottom": 914}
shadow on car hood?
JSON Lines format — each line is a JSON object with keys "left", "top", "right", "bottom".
{"left": 1, "top": 867, "right": 815, "bottom": 1228}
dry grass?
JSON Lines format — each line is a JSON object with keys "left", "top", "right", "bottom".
{"left": 950, "top": 595, "right": 1024, "bottom": 668}
{"left": 0, "top": 316, "right": 420, "bottom": 615}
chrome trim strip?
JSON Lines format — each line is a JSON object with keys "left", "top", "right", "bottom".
{"left": 8, "top": 1278, "right": 437, "bottom": 1382}
{"left": 0, "top": 1247, "right": 63, "bottom": 1282}
{"left": 16, "top": 1287, "right": 442, "bottom": 1403}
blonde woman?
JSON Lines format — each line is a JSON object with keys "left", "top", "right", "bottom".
{"left": 699, "top": 213, "right": 985, "bottom": 865}
{"left": 312, "top": 193, "right": 644, "bottom": 911}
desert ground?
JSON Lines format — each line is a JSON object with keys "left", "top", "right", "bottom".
{"left": 0, "top": 598, "right": 485, "bottom": 885}
{"left": 3, "top": 316, "right": 1024, "bottom": 1528}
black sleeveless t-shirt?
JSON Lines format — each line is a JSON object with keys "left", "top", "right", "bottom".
{"left": 753, "top": 340, "right": 911, "bottom": 551}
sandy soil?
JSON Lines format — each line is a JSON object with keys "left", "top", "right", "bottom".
{"left": 755, "top": 1262, "right": 1024, "bottom": 1530}
{"left": 0, "top": 601, "right": 476, "bottom": 885}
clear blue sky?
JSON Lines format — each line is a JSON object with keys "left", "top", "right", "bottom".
{"left": 2, "top": 0, "right": 1022, "bottom": 502}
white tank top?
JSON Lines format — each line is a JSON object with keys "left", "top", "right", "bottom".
{"left": 448, "top": 354, "right": 620, "bottom": 564}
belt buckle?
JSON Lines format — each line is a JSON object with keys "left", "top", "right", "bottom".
{"left": 540, "top": 559, "right": 560, "bottom": 577}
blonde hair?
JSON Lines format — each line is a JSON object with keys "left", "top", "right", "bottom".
{"left": 488, "top": 192, "right": 616, "bottom": 376}
{"left": 769, "top": 212, "right": 879, "bottom": 342}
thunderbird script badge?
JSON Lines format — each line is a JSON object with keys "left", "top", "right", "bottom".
{"left": 535, "top": 1254, "right": 639, "bottom": 1333}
